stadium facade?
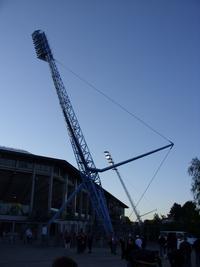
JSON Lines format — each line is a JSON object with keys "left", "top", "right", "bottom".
{"left": 0, "top": 146, "right": 128, "bottom": 237}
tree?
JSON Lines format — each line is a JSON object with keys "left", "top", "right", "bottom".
{"left": 188, "top": 157, "right": 200, "bottom": 208}
{"left": 166, "top": 201, "right": 200, "bottom": 235}
{"left": 153, "top": 213, "right": 161, "bottom": 223}
{"left": 168, "top": 203, "right": 182, "bottom": 221}
{"left": 120, "top": 215, "right": 132, "bottom": 224}
{"left": 182, "top": 201, "right": 199, "bottom": 223}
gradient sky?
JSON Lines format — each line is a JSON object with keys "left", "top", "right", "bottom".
{"left": 0, "top": 0, "right": 199, "bottom": 220}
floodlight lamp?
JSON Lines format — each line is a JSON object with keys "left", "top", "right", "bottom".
{"left": 104, "top": 150, "right": 111, "bottom": 157}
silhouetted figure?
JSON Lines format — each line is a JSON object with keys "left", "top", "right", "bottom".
{"left": 52, "top": 256, "right": 78, "bottom": 267}
{"left": 87, "top": 232, "right": 93, "bottom": 253}
{"left": 119, "top": 237, "right": 126, "bottom": 259}
{"left": 110, "top": 235, "right": 117, "bottom": 255}
{"left": 141, "top": 235, "right": 147, "bottom": 249}
{"left": 25, "top": 227, "right": 33, "bottom": 244}
{"left": 41, "top": 224, "right": 48, "bottom": 246}
{"left": 158, "top": 234, "right": 167, "bottom": 257}
{"left": 135, "top": 235, "right": 143, "bottom": 249}
{"left": 167, "top": 233, "right": 177, "bottom": 253}
{"left": 126, "top": 235, "right": 139, "bottom": 266}
{"left": 64, "top": 230, "right": 71, "bottom": 249}
{"left": 168, "top": 249, "right": 184, "bottom": 267}
{"left": 193, "top": 238, "right": 200, "bottom": 267}
{"left": 179, "top": 237, "right": 192, "bottom": 267}
{"left": 76, "top": 229, "right": 86, "bottom": 253}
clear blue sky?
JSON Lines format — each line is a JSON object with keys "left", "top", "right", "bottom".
{"left": 0, "top": 0, "right": 199, "bottom": 220}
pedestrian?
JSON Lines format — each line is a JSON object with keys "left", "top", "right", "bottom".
{"left": 168, "top": 249, "right": 184, "bottom": 267}
{"left": 158, "top": 234, "right": 167, "bottom": 257}
{"left": 119, "top": 237, "right": 126, "bottom": 259}
{"left": 135, "top": 235, "right": 143, "bottom": 249}
{"left": 2, "top": 230, "right": 7, "bottom": 243}
{"left": 110, "top": 235, "right": 117, "bottom": 255}
{"left": 76, "top": 229, "right": 86, "bottom": 253}
{"left": 141, "top": 235, "right": 147, "bottom": 249}
{"left": 87, "top": 232, "right": 93, "bottom": 253}
{"left": 126, "top": 234, "right": 134, "bottom": 259}
{"left": 52, "top": 256, "right": 78, "bottom": 267}
{"left": 167, "top": 233, "right": 177, "bottom": 254}
{"left": 63, "top": 229, "right": 71, "bottom": 249}
{"left": 125, "top": 234, "right": 138, "bottom": 266}
{"left": 41, "top": 224, "right": 48, "bottom": 245}
{"left": 25, "top": 227, "right": 33, "bottom": 244}
{"left": 193, "top": 237, "right": 200, "bottom": 267}
{"left": 179, "top": 237, "right": 192, "bottom": 267}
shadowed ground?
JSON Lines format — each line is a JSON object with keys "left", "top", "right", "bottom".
{"left": 0, "top": 241, "right": 195, "bottom": 267}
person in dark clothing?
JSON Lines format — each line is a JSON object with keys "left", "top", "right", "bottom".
{"left": 52, "top": 256, "right": 78, "bottom": 267}
{"left": 110, "top": 235, "right": 117, "bottom": 255}
{"left": 126, "top": 242, "right": 140, "bottom": 267}
{"left": 193, "top": 238, "right": 200, "bottom": 266}
{"left": 168, "top": 249, "right": 184, "bottom": 267}
{"left": 179, "top": 237, "right": 192, "bottom": 267}
{"left": 125, "top": 235, "right": 136, "bottom": 262}
{"left": 63, "top": 230, "right": 71, "bottom": 249}
{"left": 76, "top": 233, "right": 82, "bottom": 254}
{"left": 141, "top": 235, "right": 147, "bottom": 249}
{"left": 167, "top": 233, "right": 177, "bottom": 253}
{"left": 76, "top": 230, "right": 86, "bottom": 254}
{"left": 87, "top": 232, "right": 93, "bottom": 253}
{"left": 158, "top": 235, "right": 167, "bottom": 257}
{"left": 119, "top": 237, "right": 126, "bottom": 259}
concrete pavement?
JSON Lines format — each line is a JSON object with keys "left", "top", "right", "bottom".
{"left": 0, "top": 241, "right": 195, "bottom": 267}
{"left": 1, "top": 243, "right": 126, "bottom": 267}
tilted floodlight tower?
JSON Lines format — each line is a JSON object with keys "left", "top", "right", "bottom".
{"left": 32, "top": 30, "right": 174, "bottom": 235}
{"left": 104, "top": 151, "right": 142, "bottom": 224}
{"left": 32, "top": 30, "right": 114, "bottom": 236}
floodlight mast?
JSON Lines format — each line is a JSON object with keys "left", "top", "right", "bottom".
{"left": 32, "top": 30, "right": 113, "bottom": 236}
{"left": 104, "top": 151, "right": 142, "bottom": 224}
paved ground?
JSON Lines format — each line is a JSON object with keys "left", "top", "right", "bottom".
{"left": 0, "top": 244, "right": 124, "bottom": 267}
{"left": 0, "top": 241, "right": 196, "bottom": 267}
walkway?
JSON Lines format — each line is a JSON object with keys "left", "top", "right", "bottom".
{"left": 0, "top": 241, "right": 195, "bottom": 267}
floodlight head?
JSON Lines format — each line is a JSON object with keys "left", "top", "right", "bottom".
{"left": 32, "top": 30, "right": 53, "bottom": 61}
{"left": 104, "top": 150, "right": 114, "bottom": 164}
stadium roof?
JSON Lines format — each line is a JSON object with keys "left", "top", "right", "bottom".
{"left": 0, "top": 146, "right": 128, "bottom": 208}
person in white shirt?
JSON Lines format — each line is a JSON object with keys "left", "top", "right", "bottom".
{"left": 41, "top": 225, "right": 48, "bottom": 245}
{"left": 25, "top": 227, "right": 33, "bottom": 244}
{"left": 135, "top": 235, "right": 143, "bottom": 249}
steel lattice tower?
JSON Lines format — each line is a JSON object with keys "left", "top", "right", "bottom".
{"left": 32, "top": 30, "right": 113, "bottom": 236}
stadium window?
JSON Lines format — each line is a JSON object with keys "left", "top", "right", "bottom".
{"left": 18, "top": 160, "right": 33, "bottom": 169}
{"left": 0, "top": 157, "right": 16, "bottom": 168}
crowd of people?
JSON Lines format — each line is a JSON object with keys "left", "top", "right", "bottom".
{"left": 158, "top": 232, "right": 200, "bottom": 267}
{"left": 2, "top": 225, "right": 200, "bottom": 267}
{"left": 52, "top": 232, "right": 160, "bottom": 267}
{"left": 58, "top": 230, "right": 162, "bottom": 266}
{"left": 117, "top": 234, "right": 161, "bottom": 267}
{"left": 63, "top": 228, "right": 94, "bottom": 254}
{"left": 57, "top": 231, "right": 200, "bottom": 267}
